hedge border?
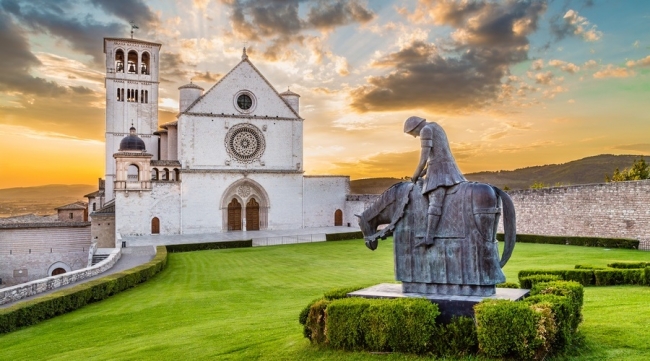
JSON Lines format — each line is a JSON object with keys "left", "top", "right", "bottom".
{"left": 520, "top": 267, "right": 650, "bottom": 287}
{"left": 326, "top": 231, "right": 364, "bottom": 241}
{"left": 0, "top": 246, "right": 168, "bottom": 334}
{"left": 496, "top": 233, "right": 639, "bottom": 249}
{"left": 165, "top": 240, "right": 251, "bottom": 253}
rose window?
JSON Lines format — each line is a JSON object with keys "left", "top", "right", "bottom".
{"left": 225, "top": 124, "right": 265, "bottom": 163}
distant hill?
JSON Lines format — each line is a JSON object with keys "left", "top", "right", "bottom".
{"left": 0, "top": 184, "right": 96, "bottom": 217}
{"left": 350, "top": 154, "right": 649, "bottom": 194}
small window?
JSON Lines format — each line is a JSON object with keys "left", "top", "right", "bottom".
{"left": 69, "top": 213, "right": 73, "bottom": 219}
{"left": 92, "top": 203, "right": 96, "bottom": 211}
{"left": 237, "top": 94, "right": 252, "bottom": 110}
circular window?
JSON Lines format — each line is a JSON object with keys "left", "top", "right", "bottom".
{"left": 237, "top": 94, "right": 252, "bottom": 110}
{"left": 233, "top": 90, "right": 256, "bottom": 113}
{"left": 225, "top": 124, "right": 265, "bottom": 163}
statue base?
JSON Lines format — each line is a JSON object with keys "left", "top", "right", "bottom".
{"left": 348, "top": 283, "right": 530, "bottom": 324}
{"left": 402, "top": 282, "right": 495, "bottom": 296}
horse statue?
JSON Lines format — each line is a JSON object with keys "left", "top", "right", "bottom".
{"left": 356, "top": 180, "right": 516, "bottom": 297}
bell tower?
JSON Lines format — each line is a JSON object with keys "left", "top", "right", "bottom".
{"left": 103, "top": 37, "right": 162, "bottom": 200}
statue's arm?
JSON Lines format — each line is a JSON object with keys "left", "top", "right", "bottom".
{"left": 412, "top": 127, "right": 433, "bottom": 182}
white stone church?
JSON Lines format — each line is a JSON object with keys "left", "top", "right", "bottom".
{"left": 88, "top": 37, "right": 357, "bottom": 247}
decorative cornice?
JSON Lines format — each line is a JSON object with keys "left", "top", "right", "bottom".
{"left": 182, "top": 169, "right": 304, "bottom": 174}
{"left": 0, "top": 222, "right": 90, "bottom": 229}
{"left": 181, "top": 113, "right": 301, "bottom": 121}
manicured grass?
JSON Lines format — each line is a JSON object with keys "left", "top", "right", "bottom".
{"left": 0, "top": 240, "right": 648, "bottom": 360}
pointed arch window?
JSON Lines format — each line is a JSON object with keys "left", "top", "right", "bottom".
{"left": 115, "top": 49, "right": 124, "bottom": 73}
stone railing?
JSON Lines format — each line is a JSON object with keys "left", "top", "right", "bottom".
{"left": 0, "top": 247, "right": 122, "bottom": 306}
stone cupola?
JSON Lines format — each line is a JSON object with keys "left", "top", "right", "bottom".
{"left": 280, "top": 88, "right": 300, "bottom": 115}
{"left": 178, "top": 81, "right": 204, "bottom": 113}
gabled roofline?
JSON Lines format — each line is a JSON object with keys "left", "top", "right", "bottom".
{"left": 179, "top": 56, "right": 302, "bottom": 120}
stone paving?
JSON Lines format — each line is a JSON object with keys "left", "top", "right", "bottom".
{"left": 122, "top": 226, "right": 362, "bottom": 247}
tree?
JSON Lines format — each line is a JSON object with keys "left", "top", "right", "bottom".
{"left": 606, "top": 158, "right": 650, "bottom": 182}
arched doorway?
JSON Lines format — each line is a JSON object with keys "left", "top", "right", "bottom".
{"left": 51, "top": 268, "right": 66, "bottom": 276}
{"left": 152, "top": 217, "right": 160, "bottom": 234}
{"left": 334, "top": 209, "right": 343, "bottom": 226}
{"left": 228, "top": 198, "right": 242, "bottom": 231}
{"left": 246, "top": 198, "right": 260, "bottom": 231}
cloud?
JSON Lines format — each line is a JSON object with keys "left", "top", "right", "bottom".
{"left": 0, "top": 11, "right": 69, "bottom": 96}
{"left": 547, "top": 59, "right": 580, "bottom": 74}
{"left": 551, "top": 9, "right": 602, "bottom": 42}
{"left": 530, "top": 71, "right": 554, "bottom": 85}
{"left": 593, "top": 65, "right": 634, "bottom": 79}
{"left": 349, "top": 0, "right": 547, "bottom": 113}
{"left": 610, "top": 143, "right": 650, "bottom": 153}
{"left": 1, "top": 0, "right": 126, "bottom": 64}
{"left": 89, "top": 0, "right": 158, "bottom": 27}
{"left": 583, "top": 59, "right": 598, "bottom": 69}
{"left": 329, "top": 150, "right": 420, "bottom": 179}
{"left": 192, "top": 71, "right": 222, "bottom": 83}
{"left": 531, "top": 59, "right": 544, "bottom": 70}
{"left": 222, "top": 0, "right": 374, "bottom": 61}
{"left": 626, "top": 55, "right": 650, "bottom": 68}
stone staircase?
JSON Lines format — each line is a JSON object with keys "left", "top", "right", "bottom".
{"left": 91, "top": 254, "right": 109, "bottom": 265}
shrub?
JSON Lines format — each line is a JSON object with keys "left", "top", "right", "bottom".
{"left": 524, "top": 294, "right": 576, "bottom": 352}
{"left": 607, "top": 261, "right": 648, "bottom": 269}
{"left": 0, "top": 246, "right": 167, "bottom": 334}
{"left": 574, "top": 264, "right": 606, "bottom": 270}
{"left": 519, "top": 269, "right": 595, "bottom": 286}
{"left": 326, "top": 298, "right": 372, "bottom": 350}
{"left": 323, "top": 285, "right": 369, "bottom": 300}
{"left": 496, "top": 282, "right": 520, "bottom": 288}
{"left": 645, "top": 267, "right": 650, "bottom": 286}
{"left": 496, "top": 233, "right": 639, "bottom": 249}
{"left": 325, "top": 231, "right": 364, "bottom": 241}
{"left": 165, "top": 240, "right": 251, "bottom": 252}
{"left": 520, "top": 274, "right": 562, "bottom": 289}
{"left": 594, "top": 269, "right": 644, "bottom": 286}
{"left": 475, "top": 299, "right": 553, "bottom": 360}
{"left": 531, "top": 281, "right": 583, "bottom": 331}
{"left": 304, "top": 299, "right": 329, "bottom": 344}
{"left": 431, "top": 316, "right": 478, "bottom": 357}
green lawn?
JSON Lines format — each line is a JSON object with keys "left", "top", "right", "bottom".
{"left": 0, "top": 240, "right": 649, "bottom": 360}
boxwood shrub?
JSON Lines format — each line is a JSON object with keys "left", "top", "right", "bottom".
{"left": 519, "top": 269, "right": 595, "bottom": 286}
{"left": 496, "top": 233, "right": 639, "bottom": 249}
{"left": 165, "top": 240, "right": 251, "bottom": 252}
{"left": 520, "top": 274, "right": 562, "bottom": 289}
{"left": 574, "top": 264, "right": 606, "bottom": 270}
{"left": 594, "top": 269, "right": 645, "bottom": 285}
{"left": 325, "top": 231, "right": 364, "bottom": 241}
{"left": 302, "top": 281, "right": 583, "bottom": 359}
{"left": 0, "top": 246, "right": 167, "bottom": 334}
{"left": 645, "top": 267, "right": 650, "bottom": 286}
{"left": 607, "top": 261, "right": 648, "bottom": 269}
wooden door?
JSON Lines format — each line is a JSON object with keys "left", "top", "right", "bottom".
{"left": 228, "top": 199, "right": 242, "bottom": 231}
{"left": 52, "top": 268, "right": 66, "bottom": 276}
{"left": 151, "top": 217, "right": 160, "bottom": 234}
{"left": 334, "top": 209, "right": 343, "bottom": 226}
{"left": 246, "top": 198, "right": 260, "bottom": 231}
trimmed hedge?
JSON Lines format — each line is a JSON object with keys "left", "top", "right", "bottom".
{"left": 496, "top": 233, "right": 639, "bottom": 249}
{"left": 0, "top": 246, "right": 168, "bottom": 334}
{"left": 325, "top": 231, "right": 364, "bottom": 241}
{"left": 646, "top": 267, "right": 650, "bottom": 286}
{"left": 607, "top": 261, "right": 648, "bottom": 269}
{"left": 594, "top": 269, "right": 645, "bottom": 285}
{"left": 496, "top": 282, "right": 520, "bottom": 289}
{"left": 302, "top": 281, "right": 582, "bottom": 358}
{"left": 165, "top": 240, "right": 251, "bottom": 252}
{"left": 520, "top": 274, "right": 562, "bottom": 289}
{"left": 575, "top": 264, "right": 606, "bottom": 270}
{"left": 519, "top": 269, "right": 594, "bottom": 286}
{"left": 475, "top": 281, "right": 583, "bottom": 360}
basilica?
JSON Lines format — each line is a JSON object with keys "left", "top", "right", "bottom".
{"left": 88, "top": 37, "right": 355, "bottom": 247}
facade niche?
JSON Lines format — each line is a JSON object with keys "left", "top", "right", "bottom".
{"left": 115, "top": 49, "right": 124, "bottom": 73}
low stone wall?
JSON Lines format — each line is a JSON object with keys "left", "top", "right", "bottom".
{"left": 501, "top": 180, "right": 650, "bottom": 244}
{"left": 0, "top": 247, "right": 122, "bottom": 305}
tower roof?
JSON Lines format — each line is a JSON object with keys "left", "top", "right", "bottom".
{"left": 119, "top": 127, "right": 146, "bottom": 151}
{"left": 179, "top": 82, "right": 204, "bottom": 91}
{"left": 280, "top": 89, "right": 300, "bottom": 97}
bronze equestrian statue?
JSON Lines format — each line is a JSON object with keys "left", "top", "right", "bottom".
{"left": 356, "top": 117, "right": 516, "bottom": 297}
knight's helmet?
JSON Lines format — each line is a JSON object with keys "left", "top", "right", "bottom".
{"left": 404, "top": 116, "right": 426, "bottom": 133}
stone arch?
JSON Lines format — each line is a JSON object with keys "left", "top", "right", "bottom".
{"left": 221, "top": 179, "right": 270, "bottom": 231}
{"left": 152, "top": 168, "right": 159, "bottom": 180}
{"left": 127, "top": 50, "right": 138, "bottom": 73}
{"left": 48, "top": 261, "right": 71, "bottom": 277}
{"left": 115, "top": 48, "right": 125, "bottom": 73}
{"left": 127, "top": 164, "right": 140, "bottom": 181}
{"left": 151, "top": 217, "right": 160, "bottom": 234}
{"left": 141, "top": 51, "right": 150, "bottom": 74}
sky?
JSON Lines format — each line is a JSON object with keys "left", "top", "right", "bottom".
{"left": 0, "top": 0, "right": 649, "bottom": 189}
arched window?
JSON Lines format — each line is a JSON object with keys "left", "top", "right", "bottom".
{"left": 151, "top": 217, "right": 160, "bottom": 234}
{"left": 127, "top": 50, "right": 138, "bottom": 74}
{"left": 121, "top": 88, "right": 125, "bottom": 101}
{"left": 334, "top": 209, "right": 343, "bottom": 226}
{"left": 52, "top": 268, "right": 67, "bottom": 276}
{"left": 92, "top": 203, "right": 96, "bottom": 211}
{"left": 151, "top": 168, "right": 159, "bottom": 180}
{"left": 162, "top": 168, "right": 169, "bottom": 181}
{"left": 128, "top": 164, "right": 139, "bottom": 181}
{"left": 141, "top": 52, "right": 150, "bottom": 75}
{"left": 117, "top": 88, "right": 122, "bottom": 101}
{"left": 174, "top": 168, "right": 180, "bottom": 181}
{"left": 115, "top": 49, "right": 124, "bottom": 73}
{"left": 145, "top": 90, "right": 148, "bottom": 103}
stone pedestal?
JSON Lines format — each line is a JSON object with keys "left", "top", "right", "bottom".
{"left": 348, "top": 283, "right": 530, "bottom": 324}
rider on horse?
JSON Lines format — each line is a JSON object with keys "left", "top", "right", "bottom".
{"left": 404, "top": 116, "right": 467, "bottom": 248}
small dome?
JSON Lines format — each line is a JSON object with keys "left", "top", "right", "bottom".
{"left": 119, "top": 127, "right": 146, "bottom": 151}
{"left": 280, "top": 89, "right": 300, "bottom": 97}
{"left": 178, "top": 82, "right": 204, "bottom": 91}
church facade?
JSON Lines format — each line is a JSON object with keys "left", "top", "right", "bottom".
{"left": 98, "top": 37, "right": 351, "bottom": 242}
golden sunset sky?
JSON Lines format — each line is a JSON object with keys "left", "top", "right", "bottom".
{"left": 0, "top": 0, "right": 649, "bottom": 189}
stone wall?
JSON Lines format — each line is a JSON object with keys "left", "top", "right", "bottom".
{"left": 303, "top": 176, "right": 349, "bottom": 228}
{"left": 0, "top": 224, "right": 92, "bottom": 286}
{"left": 0, "top": 248, "right": 121, "bottom": 305}
{"left": 501, "top": 180, "right": 650, "bottom": 243}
